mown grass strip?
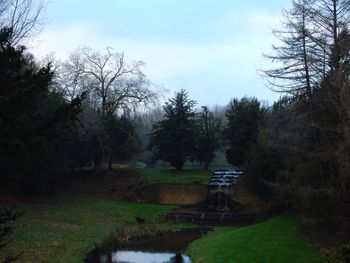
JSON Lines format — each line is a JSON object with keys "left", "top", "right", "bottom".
{"left": 187, "top": 216, "right": 326, "bottom": 263}
{"left": 132, "top": 168, "right": 211, "bottom": 184}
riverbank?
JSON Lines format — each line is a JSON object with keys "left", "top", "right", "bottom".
{"left": 0, "top": 194, "right": 176, "bottom": 262}
{"left": 0, "top": 169, "right": 328, "bottom": 263}
{"left": 1, "top": 194, "right": 327, "bottom": 263}
{"left": 187, "top": 216, "right": 326, "bottom": 263}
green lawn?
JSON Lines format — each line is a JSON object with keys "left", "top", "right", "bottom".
{"left": 132, "top": 168, "right": 211, "bottom": 184}
{"left": 0, "top": 194, "right": 176, "bottom": 263}
{"left": 187, "top": 216, "right": 326, "bottom": 263}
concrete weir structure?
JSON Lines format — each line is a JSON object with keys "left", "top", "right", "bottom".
{"left": 156, "top": 183, "right": 208, "bottom": 205}
{"left": 207, "top": 169, "right": 243, "bottom": 211}
{"left": 154, "top": 169, "right": 242, "bottom": 207}
{"left": 166, "top": 169, "right": 257, "bottom": 226}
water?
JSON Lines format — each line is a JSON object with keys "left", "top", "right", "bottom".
{"left": 85, "top": 228, "right": 209, "bottom": 263}
{"left": 100, "top": 251, "right": 191, "bottom": 263}
{"left": 207, "top": 169, "right": 243, "bottom": 211}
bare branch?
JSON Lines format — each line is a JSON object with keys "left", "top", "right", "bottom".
{"left": 57, "top": 47, "right": 159, "bottom": 117}
{"left": 0, "top": 0, "right": 47, "bottom": 45}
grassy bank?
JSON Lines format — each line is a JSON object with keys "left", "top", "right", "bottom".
{"left": 187, "top": 216, "right": 326, "bottom": 263}
{"left": 133, "top": 168, "right": 211, "bottom": 184}
{"left": 0, "top": 194, "right": 176, "bottom": 263}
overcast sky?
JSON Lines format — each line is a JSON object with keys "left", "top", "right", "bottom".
{"left": 32, "top": 0, "right": 291, "bottom": 107}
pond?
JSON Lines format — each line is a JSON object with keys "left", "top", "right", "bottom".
{"left": 84, "top": 228, "right": 210, "bottom": 263}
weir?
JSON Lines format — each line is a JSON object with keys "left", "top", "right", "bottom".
{"left": 207, "top": 169, "right": 242, "bottom": 211}
{"left": 167, "top": 169, "right": 257, "bottom": 226}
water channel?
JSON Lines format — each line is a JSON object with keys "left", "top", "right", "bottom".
{"left": 84, "top": 228, "right": 210, "bottom": 263}
{"left": 85, "top": 169, "right": 246, "bottom": 263}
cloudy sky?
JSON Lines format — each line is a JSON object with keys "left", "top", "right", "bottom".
{"left": 32, "top": 0, "right": 291, "bottom": 107}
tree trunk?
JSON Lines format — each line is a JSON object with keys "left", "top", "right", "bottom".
{"left": 204, "top": 161, "right": 209, "bottom": 170}
{"left": 93, "top": 158, "right": 102, "bottom": 172}
{"left": 49, "top": 180, "right": 54, "bottom": 194}
{"left": 108, "top": 159, "right": 113, "bottom": 170}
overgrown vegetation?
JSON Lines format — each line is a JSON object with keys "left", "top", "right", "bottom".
{"left": 0, "top": 207, "right": 20, "bottom": 263}
{"left": 247, "top": 0, "right": 350, "bottom": 244}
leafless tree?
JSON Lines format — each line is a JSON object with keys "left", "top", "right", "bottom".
{"left": 261, "top": 0, "right": 322, "bottom": 98}
{"left": 0, "top": 0, "right": 46, "bottom": 45}
{"left": 261, "top": 0, "right": 350, "bottom": 98}
{"left": 60, "top": 47, "right": 159, "bottom": 118}
{"left": 308, "top": 0, "right": 350, "bottom": 71}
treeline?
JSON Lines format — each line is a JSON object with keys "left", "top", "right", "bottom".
{"left": 143, "top": 90, "right": 266, "bottom": 171}
{"left": 1, "top": 0, "right": 349, "bottom": 246}
{"left": 245, "top": 0, "right": 350, "bottom": 243}
{"left": 0, "top": 34, "right": 158, "bottom": 194}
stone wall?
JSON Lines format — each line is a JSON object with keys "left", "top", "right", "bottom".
{"left": 156, "top": 184, "right": 208, "bottom": 205}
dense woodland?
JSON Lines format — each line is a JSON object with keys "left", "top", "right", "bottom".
{"left": 1, "top": 0, "right": 350, "bottom": 261}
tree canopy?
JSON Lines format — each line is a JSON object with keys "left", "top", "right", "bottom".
{"left": 0, "top": 28, "right": 83, "bottom": 194}
{"left": 148, "top": 90, "right": 197, "bottom": 170}
{"left": 225, "top": 97, "right": 265, "bottom": 167}
{"left": 195, "top": 106, "right": 223, "bottom": 170}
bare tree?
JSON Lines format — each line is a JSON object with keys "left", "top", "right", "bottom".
{"left": 0, "top": 0, "right": 9, "bottom": 17}
{"left": 0, "top": 0, "right": 46, "bottom": 45}
{"left": 261, "top": 0, "right": 350, "bottom": 98}
{"left": 261, "top": 0, "right": 350, "bottom": 236}
{"left": 308, "top": 0, "right": 350, "bottom": 71}
{"left": 261, "top": 0, "right": 321, "bottom": 98}
{"left": 60, "top": 47, "right": 158, "bottom": 118}
{"left": 57, "top": 47, "right": 159, "bottom": 170}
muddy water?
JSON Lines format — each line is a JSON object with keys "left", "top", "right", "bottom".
{"left": 84, "top": 228, "right": 210, "bottom": 263}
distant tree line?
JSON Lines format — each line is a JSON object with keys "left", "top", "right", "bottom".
{"left": 146, "top": 90, "right": 265, "bottom": 171}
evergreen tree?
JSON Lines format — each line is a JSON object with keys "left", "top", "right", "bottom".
{"left": 225, "top": 97, "right": 265, "bottom": 167}
{"left": 148, "top": 90, "right": 197, "bottom": 170}
{"left": 103, "top": 114, "right": 140, "bottom": 170}
{"left": 196, "top": 106, "right": 223, "bottom": 170}
{"left": 0, "top": 27, "right": 83, "bottom": 194}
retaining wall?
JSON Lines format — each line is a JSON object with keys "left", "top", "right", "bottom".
{"left": 155, "top": 183, "right": 208, "bottom": 205}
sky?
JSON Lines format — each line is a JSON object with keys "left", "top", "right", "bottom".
{"left": 32, "top": 0, "right": 292, "bottom": 107}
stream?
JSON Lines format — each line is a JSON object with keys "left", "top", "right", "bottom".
{"left": 84, "top": 228, "right": 210, "bottom": 263}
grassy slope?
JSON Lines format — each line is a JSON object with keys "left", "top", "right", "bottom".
{"left": 1, "top": 194, "right": 175, "bottom": 263}
{"left": 132, "top": 168, "right": 211, "bottom": 184}
{"left": 187, "top": 216, "right": 326, "bottom": 263}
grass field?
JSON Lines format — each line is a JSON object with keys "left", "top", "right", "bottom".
{"left": 0, "top": 194, "right": 176, "bottom": 263}
{"left": 132, "top": 168, "right": 211, "bottom": 184}
{"left": 187, "top": 216, "right": 326, "bottom": 263}
{"left": 0, "top": 169, "right": 327, "bottom": 263}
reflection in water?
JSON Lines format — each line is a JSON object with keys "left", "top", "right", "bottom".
{"left": 100, "top": 250, "right": 191, "bottom": 263}
{"left": 171, "top": 253, "right": 185, "bottom": 263}
{"left": 84, "top": 228, "right": 210, "bottom": 263}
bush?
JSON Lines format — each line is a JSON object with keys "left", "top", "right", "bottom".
{"left": 320, "top": 243, "right": 350, "bottom": 263}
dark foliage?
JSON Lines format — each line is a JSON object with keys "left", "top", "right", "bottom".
{"left": 0, "top": 206, "right": 20, "bottom": 263}
{"left": 195, "top": 106, "right": 223, "bottom": 169}
{"left": 148, "top": 90, "right": 197, "bottom": 170}
{"left": 103, "top": 114, "right": 140, "bottom": 169}
{"left": 224, "top": 97, "right": 265, "bottom": 167}
{"left": 0, "top": 27, "right": 84, "bottom": 194}
{"left": 257, "top": 0, "right": 350, "bottom": 242}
